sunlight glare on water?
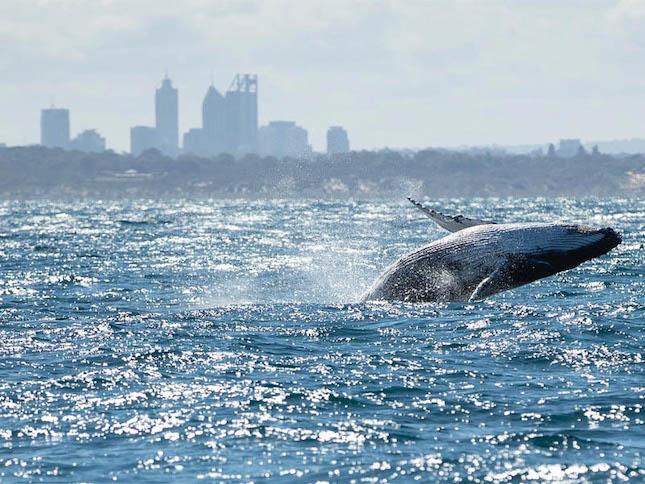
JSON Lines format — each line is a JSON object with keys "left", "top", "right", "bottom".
{"left": 0, "top": 198, "right": 643, "bottom": 481}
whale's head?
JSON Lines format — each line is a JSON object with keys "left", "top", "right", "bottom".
{"left": 470, "top": 223, "right": 622, "bottom": 293}
{"left": 513, "top": 223, "right": 622, "bottom": 274}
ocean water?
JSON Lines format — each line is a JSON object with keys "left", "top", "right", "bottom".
{"left": 0, "top": 198, "right": 642, "bottom": 482}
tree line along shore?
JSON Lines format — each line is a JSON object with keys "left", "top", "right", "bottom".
{"left": 0, "top": 145, "right": 643, "bottom": 198}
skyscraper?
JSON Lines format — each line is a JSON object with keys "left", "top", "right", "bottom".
{"left": 202, "top": 84, "right": 226, "bottom": 156}
{"left": 41, "top": 108, "right": 70, "bottom": 148}
{"left": 225, "top": 74, "right": 258, "bottom": 155}
{"left": 155, "top": 76, "right": 178, "bottom": 156}
{"left": 326, "top": 126, "right": 350, "bottom": 155}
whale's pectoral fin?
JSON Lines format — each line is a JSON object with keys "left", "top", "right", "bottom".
{"left": 407, "top": 198, "right": 497, "bottom": 233}
{"left": 469, "top": 257, "right": 556, "bottom": 301}
{"left": 469, "top": 265, "right": 506, "bottom": 301}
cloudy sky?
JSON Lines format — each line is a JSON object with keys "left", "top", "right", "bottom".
{"left": 1, "top": 0, "right": 644, "bottom": 152}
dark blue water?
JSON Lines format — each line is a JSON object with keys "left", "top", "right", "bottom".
{"left": 0, "top": 199, "right": 643, "bottom": 482}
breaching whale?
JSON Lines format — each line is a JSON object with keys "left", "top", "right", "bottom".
{"left": 361, "top": 199, "right": 622, "bottom": 303}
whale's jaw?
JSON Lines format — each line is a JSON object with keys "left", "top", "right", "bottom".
{"left": 536, "top": 226, "right": 622, "bottom": 275}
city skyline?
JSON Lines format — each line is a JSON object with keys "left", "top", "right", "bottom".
{"left": 2, "top": 1, "right": 645, "bottom": 152}
{"left": 15, "top": 71, "right": 357, "bottom": 155}
{"left": 12, "top": 70, "right": 357, "bottom": 155}
{"left": 23, "top": 76, "right": 645, "bottom": 158}
{"left": 27, "top": 90, "right": 645, "bottom": 157}
{"left": 38, "top": 74, "right": 350, "bottom": 158}
{"left": 30, "top": 88, "right": 645, "bottom": 157}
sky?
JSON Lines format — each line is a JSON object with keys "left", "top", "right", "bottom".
{"left": 1, "top": 0, "right": 645, "bottom": 152}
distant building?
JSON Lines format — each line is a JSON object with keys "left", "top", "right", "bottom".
{"left": 557, "top": 139, "right": 582, "bottom": 158}
{"left": 259, "top": 121, "right": 310, "bottom": 159}
{"left": 70, "top": 129, "right": 106, "bottom": 153}
{"left": 155, "top": 76, "right": 179, "bottom": 156}
{"left": 128, "top": 75, "right": 177, "bottom": 156}
{"left": 183, "top": 128, "right": 206, "bottom": 156}
{"left": 130, "top": 126, "right": 158, "bottom": 156}
{"left": 326, "top": 126, "right": 350, "bottom": 155}
{"left": 41, "top": 107, "right": 70, "bottom": 148}
{"left": 198, "top": 75, "right": 259, "bottom": 156}
{"left": 132, "top": 74, "right": 259, "bottom": 157}
{"left": 225, "top": 74, "right": 258, "bottom": 155}
{"left": 202, "top": 84, "right": 227, "bottom": 156}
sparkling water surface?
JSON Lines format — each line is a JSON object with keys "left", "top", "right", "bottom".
{"left": 0, "top": 198, "right": 643, "bottom": 482}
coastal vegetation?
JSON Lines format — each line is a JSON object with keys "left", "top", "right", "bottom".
{"left": 1, "top": 145, "right": 642, "bottom": 198}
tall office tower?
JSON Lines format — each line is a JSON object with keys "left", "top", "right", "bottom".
{"left": 70, "top": 129, "right": 106, "bottom": 153}
{"left": 326, "top": 126, "right": 350, "bottom": 155}
{"left": 155, "top": 76, "right": 179, "bottom": 156}
{"left": 259, "top": 121, "right": 310, "bottom": 159}
{"left": 202, "top": 85, "right": 227, "bottom": 156}
{"left": 225, "top": 74, "right": 258, "bottom": 155}
{"left": 41, "top": 107, "right": 70, "bottom": 148}
{"left": 130, "top": 126, "right": 159, "bottom": 156}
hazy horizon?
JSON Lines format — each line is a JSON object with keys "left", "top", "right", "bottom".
{"left": 2, "top": 0, "right": 645, "bottom": 152}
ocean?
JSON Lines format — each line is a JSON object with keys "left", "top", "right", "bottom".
{"left": 0, "top": 198, "right": 642, "bottom": 482}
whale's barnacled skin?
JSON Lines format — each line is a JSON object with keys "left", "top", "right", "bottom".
{"left": 361, "top": 221, "right": 622, "bottom": 303}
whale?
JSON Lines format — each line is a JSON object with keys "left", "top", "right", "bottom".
{"left": 361, "top": 199, "right": 622, "bottom": 303}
